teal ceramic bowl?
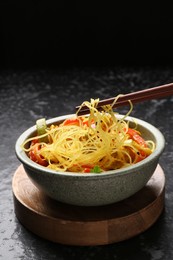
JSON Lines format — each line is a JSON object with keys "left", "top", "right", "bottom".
{"left": 15, "top": 114, "right": 165, "bottom": 206}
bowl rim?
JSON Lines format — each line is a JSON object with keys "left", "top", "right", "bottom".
{"left": 15, "top": 114, "right": 165, "bottom": 178}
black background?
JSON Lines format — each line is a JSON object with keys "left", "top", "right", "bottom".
{"left": 0, "top": 1, "right": 173, "bottom": 69}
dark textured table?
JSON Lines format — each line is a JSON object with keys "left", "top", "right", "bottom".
{"left": 1, "top": 66, "right": 173, "bottom": 260}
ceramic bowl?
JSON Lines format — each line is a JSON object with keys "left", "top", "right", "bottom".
{"left": 15, "top": 114, "right": 165, "bottom": 206}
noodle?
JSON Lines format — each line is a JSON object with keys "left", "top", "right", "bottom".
{"left": 22, "top": 97, "right": 155, "bottom": 173}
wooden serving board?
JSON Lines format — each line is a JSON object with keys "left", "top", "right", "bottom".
{"left": 12, "top": 164, "right": 165, "bottom": 246}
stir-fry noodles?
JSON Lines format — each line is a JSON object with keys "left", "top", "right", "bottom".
{"left": 22, "top": 98, "right": 155, "bottom": 173}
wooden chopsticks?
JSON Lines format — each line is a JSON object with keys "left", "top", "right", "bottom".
{"left": 76, "top": 83, "right": 173, "bottom": 116}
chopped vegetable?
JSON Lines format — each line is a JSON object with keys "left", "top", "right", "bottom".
{"left": 90, "top": 165, "right": 102, "bottom": 173}
{"left": 29, "top": 140, "right": 48, "bottom": 166}
{"left": 63, "top": 118, "right": 80, "bottom": 126}
{"left": 83, "top": 165, "right": 102, "bottom": 173}
{"left": 127, "top": 128, "right": 147, "bottom": 147}
{"left": 36, "top": 118, "right": 48, "bottom": 142}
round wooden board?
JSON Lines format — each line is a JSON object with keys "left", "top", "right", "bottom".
{"left": 12, "top": 164, "right": 165, "bottom": 246}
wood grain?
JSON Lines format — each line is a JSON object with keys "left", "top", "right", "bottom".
{"left": 12, "top": 164, "right": 165, "bottom": 246}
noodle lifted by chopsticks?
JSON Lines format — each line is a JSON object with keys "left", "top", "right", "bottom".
{"left": 22, "top": 97, "right": 155, "bottom": 173}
